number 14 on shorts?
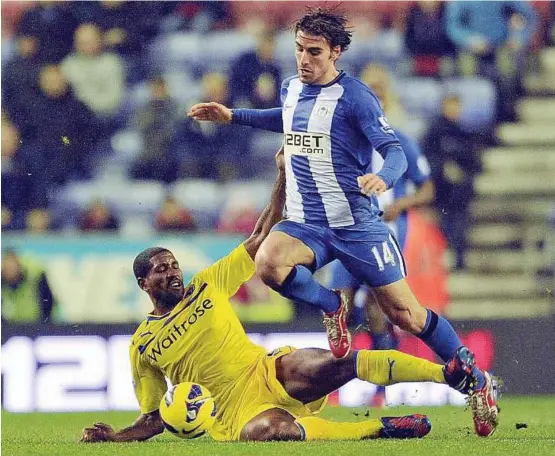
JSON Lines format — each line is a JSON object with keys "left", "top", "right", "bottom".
{"left": 371, "top": 242, "right": 396, "bottom": 271}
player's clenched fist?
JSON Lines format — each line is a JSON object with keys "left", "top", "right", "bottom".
{"left": 357, "top": 173, "right": 387, "bottom": 197}
{"left": 79, "top": 422, "right": 115, "bottom": 443}
{"left": 187, "top": 102, "right": 232, "bottom": 123}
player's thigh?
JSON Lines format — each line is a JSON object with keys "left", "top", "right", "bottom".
{"left": 257, "top": 230, "right": 315, "bottom": 267}
{"left": 276, "top": 348, "right": 355, "bottom": 404}
{"left": 334, "top": 231, "right": 407, "bottom": 288}
{"left": 239, "top": 408, "right": 301, "bottom": 441}
{"left": 257, "top": 221, "right": 332, "bottom": 270}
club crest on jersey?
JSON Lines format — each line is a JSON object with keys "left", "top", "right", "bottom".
{"left": 315, "top": 104, "right": 331, "bottom": 118}
{"left": 378, "top": 116, "right": 394, "bottom": 135}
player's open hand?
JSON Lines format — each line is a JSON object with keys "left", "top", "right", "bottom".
{"left": 187, "top": 102, "right": 232, "bottom": 123}
{"left": 79, "top": 422, "right": 115, "bottom": 443}
{"left": 357, "top": 173, "right": 387, "bottom": 197}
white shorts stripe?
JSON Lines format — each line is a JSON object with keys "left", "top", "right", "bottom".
{"left": 389, "top": 233, "right": 407, "bottom": 277}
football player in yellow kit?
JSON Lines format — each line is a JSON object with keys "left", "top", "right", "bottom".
{"left": 80, "top": 149, "right": 475, "bottom": 443}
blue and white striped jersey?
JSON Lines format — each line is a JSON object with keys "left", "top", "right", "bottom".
{"left": 372, "top": 129, "right": 431, "bottom": 248}
{"left": 280, "top": 71, "right": 402, "bottom": 228}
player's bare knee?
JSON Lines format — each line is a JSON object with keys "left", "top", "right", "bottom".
{"left": 269, "top": 420, "right": 301, "bottom": 441}
{"left": 241, "top": 418, "right": 301, "bottom": 441}
{"left": 255, "top": 249, "right": 288, "bottom": 287}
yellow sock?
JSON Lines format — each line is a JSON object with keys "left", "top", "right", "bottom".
{"left": 356, "top": 350, "right": 445, "bottom": 386}
{"left": 295, "top": 416, "right": 383, "bottom": 440}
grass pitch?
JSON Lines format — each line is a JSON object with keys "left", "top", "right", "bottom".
{"left": 2, "top": 396, "right": 555, "bottom": 456}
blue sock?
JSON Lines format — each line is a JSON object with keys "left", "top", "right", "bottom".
{"left": 372, "top": 332, "right": 395, "bottom": 350}
{"left": 418, "top": 310, "right": 485, "bottom": 390}
{"left": 273, "top": 265, "right": 340, "bottom": 313}
{"left": 371, "top": 321, "right": 399, "bottom": 351}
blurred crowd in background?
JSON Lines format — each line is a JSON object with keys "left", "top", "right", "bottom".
{"left": 2, "top": 1, "right": 555, "bottom": 323}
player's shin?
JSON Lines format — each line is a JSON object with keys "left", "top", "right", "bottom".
{"left": 295, "top": 416, "right": 383, "bottom": 440}
{"left": 273, "top": 265, "right": 340, "bottom": 313}
{"left": 355, "top": 350, "right": 445, "bottom": 386}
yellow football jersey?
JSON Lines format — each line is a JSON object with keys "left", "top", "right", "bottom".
{"left": 130, "top": 244, "right": 267, "bottom": 439}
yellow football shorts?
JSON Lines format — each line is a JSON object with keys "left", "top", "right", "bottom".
{"left": 212, "top": 346, "right": 328, "bottom": 441}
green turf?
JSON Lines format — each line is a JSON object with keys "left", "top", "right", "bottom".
{"left": 3, "top": 396, "right": 555, "bottom": 456}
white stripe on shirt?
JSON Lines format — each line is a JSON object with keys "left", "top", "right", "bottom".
{"left": 306, "top": 84, "right": 354, "bottom": 227}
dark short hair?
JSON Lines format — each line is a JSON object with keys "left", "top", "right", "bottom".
{"left": 133, "top": 247, "right": 170, "bottom": 279}
{"left": 295, "top": 7, "right": 352, "bottom": 52}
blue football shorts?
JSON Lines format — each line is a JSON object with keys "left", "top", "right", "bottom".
{"left": 272, "top": 220, "right": 407, "bottom": 288}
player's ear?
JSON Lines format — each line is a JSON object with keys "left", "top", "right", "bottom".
{"left": 138, "top": 278, "right": 147, "bottom": 291}
{"left": 330, "top": 45, "right": 341, "bottom": 62}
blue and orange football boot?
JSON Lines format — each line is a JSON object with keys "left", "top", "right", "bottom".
{"left": 379, "top": 414, "right": 432, "bottom": 439}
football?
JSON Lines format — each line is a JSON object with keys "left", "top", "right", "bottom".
{"left": 159, "top": 382, "right": 217, "bottom": 439}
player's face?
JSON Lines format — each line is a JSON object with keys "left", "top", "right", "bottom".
{"left": 143, "top": 252, "right": 185, "bottom": 309}
{"left": 295, "top": 31, "right": 341, "bottom": 85}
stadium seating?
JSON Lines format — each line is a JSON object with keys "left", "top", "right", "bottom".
{"left": 443, "top": 78, "right": 497, "bottom": 132}
{"left": 170, "top": 179, "right": 222, "bottom": 229}
{"left": 162, "top": 70, "right": 201, "bottom": 105}
{"left": 110, "top": 129, "right": 144, "bottom": 166}
{"left": 6, "top": 1, "right": 550, "bottom": 237}
{"left": 57, "top": 179, "right": 166, "bottom": 218}
{"left": 396, "top": 78, "right": 443, "bottom": 119}
{"left": 203, "top": 31, "right": 257, "bottom": 73}
{"left": 223, "top": 180, "right": 273, "bottom": 212}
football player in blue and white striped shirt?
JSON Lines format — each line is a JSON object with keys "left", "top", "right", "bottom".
{"left": 188, "top": 8, "right": 497, "bottom": 437}
{"left": 329, "top": 64, "right": 434, "bottom": 368}
{"left": 328, "top": 129, "right": 434, "bottom": 407}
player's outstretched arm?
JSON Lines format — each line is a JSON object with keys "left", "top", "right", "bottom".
{"left": 187, "top": 102, "right": 233, "bottom": 123}
{"left": 79, "top": 411, "right": 164, "bottom": 443}
{"left": 243, "top": 148, "right": 286, "bottom": 259}
{"left": 188, "top": 102, "right": 283, "bottom": 133}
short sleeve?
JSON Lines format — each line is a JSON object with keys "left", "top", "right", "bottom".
{"left": 398, "top": 132, "right": 431, "bottom": 186}
{"left": 130, "top": 343, "right": 167, "bottom": 414}
{"left": 195, "top": 244, "right": 256, "bottom": 298}
{"left": 351, "top": 86, "right": 401, "bottom": 152}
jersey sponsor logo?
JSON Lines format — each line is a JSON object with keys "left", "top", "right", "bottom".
{"left": 163, "top": 283, "right": 207, "bottom": 328}
{"left": 143, "top": 298, "right": 214, "bottom": 362}
{"left": 284, "top": 132, "right": 331, "bottom": 158}
{"left": 138, "top": 336, "right": 156, "bottom": 354}
{"left": 378, "top": 116, "right": 394, "bottom": 135}
{"left": 184, "top": 284, "right": 196, "bottom": 299}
